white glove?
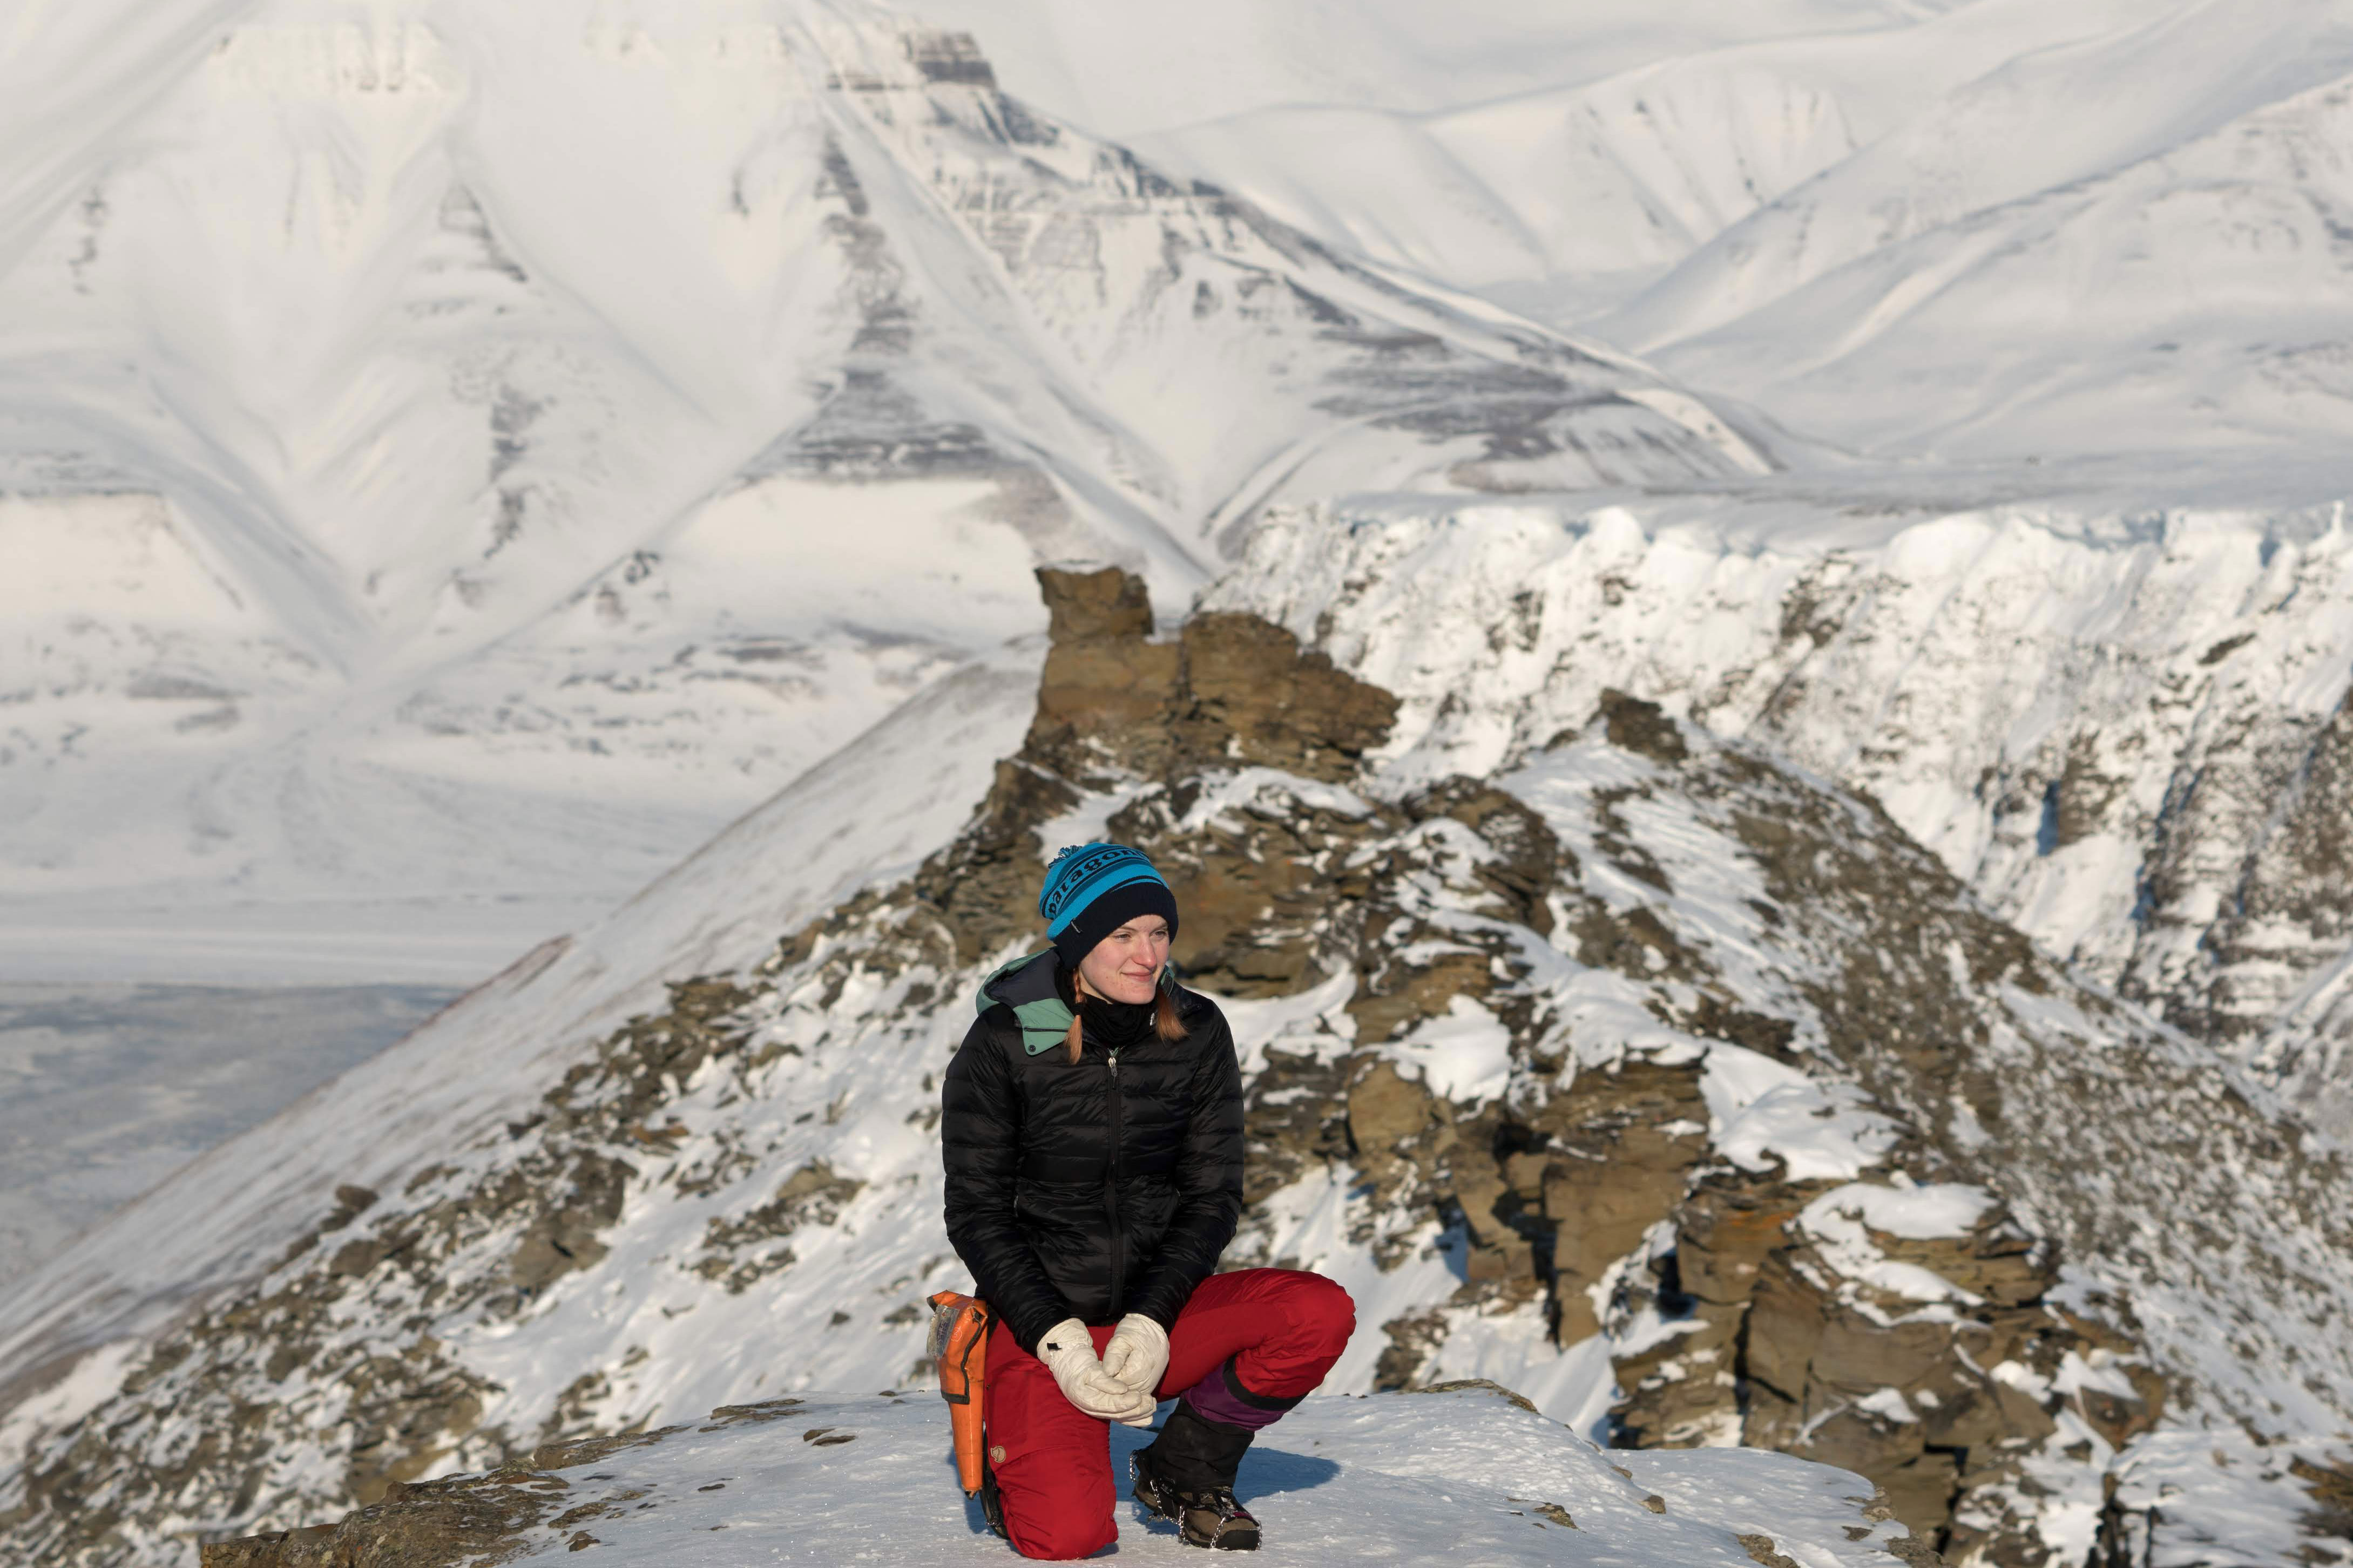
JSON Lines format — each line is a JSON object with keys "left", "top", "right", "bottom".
{"left": 1098, "top": 1313, "right": 1170, "bottom": 1408}
{"left": 1037, "top": 1318, "right": 1156, "bottom": 1424}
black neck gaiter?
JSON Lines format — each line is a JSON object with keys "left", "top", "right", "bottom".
{"left": 1081, "top": 993, "right": 1157, "bottom": 1050}
{"left": 1058, "top": 962, "right": 1157, "bottom": 1049}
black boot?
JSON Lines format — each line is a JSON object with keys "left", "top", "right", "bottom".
{"left": 1130, "top": 1400, "right": 1260, "bottom": 1551}
{"left": 978, "top": 1454, "right": 1008, "bottom": 1539}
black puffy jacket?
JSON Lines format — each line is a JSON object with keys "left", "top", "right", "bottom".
{"left": 941, "top": 950, "right": 1244, "bottom": 1355}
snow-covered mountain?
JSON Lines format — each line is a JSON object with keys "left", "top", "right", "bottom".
{"left": 1213, "top": 493, "right": 2353, "bottom": 1140}
{"left": 1058, "top": 0, "right": 2353, "bottom": 465}
{"left": 6, "top": 569, "right": 2350, "bottom": 1567}
{"left": 0, "top": 0, "right": 1756, "bottom": 983}
{"left": 12, "top": 2, "right": 2353, "bottom": 1566}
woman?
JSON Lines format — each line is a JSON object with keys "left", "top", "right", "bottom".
{"left": 943, "top": 841, "right": 1357, "bottom": 1558}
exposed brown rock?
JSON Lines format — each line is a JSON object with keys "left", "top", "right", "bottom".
{"left": 197, "top": 1414, "right": 752, "bottom": 1567}
{"left": 695, "top": 1161, "right": 866, "bottom": 1293}
{"left": 2293, "top": 1451, "right": 2353, "bottom": 1544}
{"left": 509, "top": 1155, "right": 632, "bottom": 1293}
{"left": 199, "top": 1468, "right": 564, "bottom": 1567}
{"left": 1597, "top": 689, "right": 1688, "bottom": 764}
{"left": 1117, "top": 768, "right": 1388, "bottom": 995}
{"left": 1416, "top": 1378, "right": 1538, "bottom": 1412}
{"left": 1024, "top": 565, "right": 1180, "bottom": 779}
{"left": 1534, "top": 1061, "right": 1708, "bottom": 1345}
{"left": 1348, "top": 1062, "right": 1434, "bottom": 1164}
{"left": 1617, "top": 1171, "right": 2141, "bottom": 1548}
{"left": 1174, "top": 612, "right": 1398, "bottom": 782}
{"left": 1373, "top": 1311, "right": 1448, "bottom": 1393}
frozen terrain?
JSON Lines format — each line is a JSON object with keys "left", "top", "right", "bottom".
{"left": 0, "top": 982, "right": 456, "bottom": 1290}
{"left": 0, "top": 0, "right": 1752, "bottom": 985}
{"left": 5, "top": 568, "right": 2348, "bottom": 1565}
{"left": 9, "top": 1, "right": 2353, "bottom": 1565}
{"left": 207, "top": 1386, "right": 1923, "bottom": 1565}
{"left": 993, "top": 0, "right": 2353, "bottom": 466}
{"left": 15, "top": 0, "right": 2353, "bottom": 990}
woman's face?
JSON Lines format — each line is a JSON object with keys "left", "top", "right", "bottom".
{"left": 1074, "top": 914, "right": 1171, "bottom": 1006}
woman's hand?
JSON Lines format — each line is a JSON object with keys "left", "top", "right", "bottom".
{"left": 1038, "top": 1318, "right": 1157, "bottom": 1424}
{"left": 1099, "top": 1313, "right": 1170, "bottom": 1405}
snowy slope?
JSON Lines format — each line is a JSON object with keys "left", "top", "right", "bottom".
{"left": 1212, "top": 492, "right": 2353, "bottom": 1135}
{"left": 20, "top": 0, "right": 2353, "bottom": 986}
{"left": 898, "top": 0, "right": 1955, "bottom": 141}
{"left": 11, "top": 7, "right": 2353, "bottom": 1559}
{"left": 2, "top": 0, "right": 1754, "bottom": 981}
{"left": 0, "top": 633, "right": 1039, "bottom": 1406}
{"left": 1101, "top": 0, "right": 2155, "bottom": 324}
{"left": 204, "top": 1387, "right": 1923, "bottom": 1566}
{"left": 930, "top": 0, "right": 2353, "bottom": 469}
{"left": 0, "top": 981, "right": 455, "bottom": 1293}
{"left": 1610, "top": 0, "right": 2353, "bottom": 459}
{"left": 7, "top": 574, "right": 2349, "bottom": 1567}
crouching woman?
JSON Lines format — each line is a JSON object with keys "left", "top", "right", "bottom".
{"left": 942, "top": 842, "right": 1356, "bottom": 1557}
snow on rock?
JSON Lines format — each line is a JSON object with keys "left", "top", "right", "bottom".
{"left": 1211, "top": 493, "right": 2353, "bottom": 1137}
{"left": 1384, "top": 995, "right": 1516, "bottom": 1106}
{"left": 199, "top": 1386, "right": 1918, "bottom": 1566}
{"left": 1796, "top": 1184, "right": 2004, "bottom": 1308}
{"left": 9, "top": 570, "right": 2351, "bottom": 1568}
{"left": 0, "top": 632, "right": 1043, "bottom": 1432}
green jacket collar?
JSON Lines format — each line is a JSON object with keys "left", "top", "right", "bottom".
{"left": 974, "top": 949, "right": 1074, "bottom": 1056}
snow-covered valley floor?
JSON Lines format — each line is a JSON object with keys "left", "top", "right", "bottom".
{"left": 0, "top": 982, "right": 457, "bottom": 1292}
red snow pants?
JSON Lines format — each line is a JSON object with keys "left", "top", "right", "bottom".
{"left": 981, "top": 1267, "right": 1355, "bottom": 1560}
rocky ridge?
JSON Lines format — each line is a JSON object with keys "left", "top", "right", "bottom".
{"left": 3, "top": 568, "right": 2349, "bottom": 1566}
{"left": 1214, "top": 498, "right": 2353, "bottom": 1142}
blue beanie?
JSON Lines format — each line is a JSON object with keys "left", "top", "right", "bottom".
{"left": 1038, "top": 843, "right": 1179, "bottom": 970}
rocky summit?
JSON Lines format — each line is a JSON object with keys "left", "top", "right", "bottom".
{"left": 3, "top": 566, "right": 2348, "bottom": 1567}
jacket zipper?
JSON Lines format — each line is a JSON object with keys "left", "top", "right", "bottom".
{"left": 1105, "top": 1045, "right": 1126, "bottom": 1316}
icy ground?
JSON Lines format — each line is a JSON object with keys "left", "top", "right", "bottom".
{"left": 378, "top": 1387, "right": 1918, "bottom": 1565}
{"left": 0, "top": 982, "right": 456, "bottom": 1291}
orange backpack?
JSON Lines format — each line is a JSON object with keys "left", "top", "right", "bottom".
{"left": 927, "top": 1291, "right": 993, "bottom": 1494}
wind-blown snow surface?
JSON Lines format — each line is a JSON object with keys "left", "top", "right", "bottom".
{"left": 0, "top": 0, "right": 1758, "bottom": 982}
{"left": 302, "top": 1388, "right": 1923, "bottom": 1565}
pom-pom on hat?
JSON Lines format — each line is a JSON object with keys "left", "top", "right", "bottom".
{"left": 1038, "top": 842, "right": 1179, "bottom": 970}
